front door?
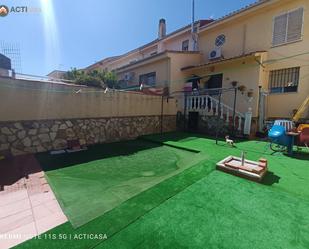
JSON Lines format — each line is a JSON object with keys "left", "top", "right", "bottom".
{"left": 188, "top": 112, "right": 199, "bottom": 131}
{"left": 205, "top": 74, "right": 223, "bottom": 109}
{"left": 206, "top": 74, "right": 223, "bottom": 93}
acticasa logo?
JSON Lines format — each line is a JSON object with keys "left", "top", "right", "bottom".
{"left": 0, "top": 5, "right": 40, "bottom": 16}
{"left": 0, "top": 5, "right": 9, "bottom": 17}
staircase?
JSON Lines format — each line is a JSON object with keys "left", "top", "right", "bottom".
{"left": 185, "top": 94, "right": 251, "bottom": 134}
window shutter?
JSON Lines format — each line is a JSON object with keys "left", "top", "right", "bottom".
{"left": 273, "top": 13, "right": 288, "bottom": 46}
{"left": 269, "top": 67, "right": 300, "bottom": 93}
{"left": 287, "top": 8, "right": 303, "bottom": 42}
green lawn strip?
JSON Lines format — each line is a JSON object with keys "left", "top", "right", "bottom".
{"left": 139, "top": 136, "right": 201, "bottom": 153}
{"left": 16, "top": 132, "right": 309, "bottom": 249}
{"left": 96, "top": 170, "right": 309, "bottom": 249}
{"left": 15, "top": 155, "right": 214, "bottom": 249}
{"left": 42, "top": 143, "right": 207, "bottom": 228}
{"left": 143, "top": 132, "right": 309, "bottom": 201}
{"left": 35, "top": 139, "right": 163, "bottom": 172}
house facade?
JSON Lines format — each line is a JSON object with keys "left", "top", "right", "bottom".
{"left": 85, "top": 0, "right": 308, "bottom": 131}
{"left": 85, "top": 19, "right": 213, "bottom": 92}
{"left": 182, "top": 0, "right": 309, "bottom": 122}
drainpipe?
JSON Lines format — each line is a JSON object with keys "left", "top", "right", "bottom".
{"left": 242, "top": 24, "right": 247, "bottom": 55}
{"left": 184, "top": 92, "right": 187, "bottom": 131}
{"left": 232, "top": 87, "right": 237, "bottom": 134}
{"left": 216, "top": 90, "right": 222, "bottom": 144}
{"left": 160, "top": 95, "right": 164, "bottom": 134}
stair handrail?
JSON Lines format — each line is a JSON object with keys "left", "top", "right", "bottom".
{"left": 187, "top": 94, "right": 245, "bottom": 118}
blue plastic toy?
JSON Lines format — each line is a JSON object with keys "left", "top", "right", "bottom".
{"left": 268, "top": 124, "right": 294, "bottom": 153}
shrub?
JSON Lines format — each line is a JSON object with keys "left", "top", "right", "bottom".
{"left": 64, "top": 68, "right": 118, "bottom": 89}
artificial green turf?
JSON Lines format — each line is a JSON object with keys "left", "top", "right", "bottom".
{"left": 37, "top": 140, "right": 207, "bottom": 228}
{"left": 97, "top": 170, "right": 309, "bottom": 249}
{"left": 16, "top": 132, "right": 309, "bottom": 249}
{"left": 15, "top": 151, "right": 214, "bottom": 249}
{"left": 143, "top": 132, "right": 309, "bottom": 200}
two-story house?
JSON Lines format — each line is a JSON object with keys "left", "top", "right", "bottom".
{"left": 182, "top": 0, "right": 308, "bottom": 125}
{"left": 85, "top": 19, "right": 213, "bottom": 92}
{"left": 85, "top": 0, "right": 308, "bottom": 132}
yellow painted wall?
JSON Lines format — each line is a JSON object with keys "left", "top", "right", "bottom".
{"left": 117, "top": 57, "right": 170, "bottom": 87}
{"left": 183, "top": 56, "right": 262, "bottom": 116}
{"left": 0, "top": 78, "right": 177, "bottom": 122}
{"left": 198, "top": 0, "right": 309, "bottom": 118}
{"left": 163, "top": 31, "right": 193, "bottom": 51}
{"left": 116, "top": 52, "right": 202, "bottom": 92}
{"left": 168, "top": 52, "right": 203, "bottom": 93}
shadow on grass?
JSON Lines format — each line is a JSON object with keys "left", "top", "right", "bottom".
{"left": 288, "top": 150, "right": 309, "bottom": 161}
{"left": 36, "top": 139, "right": 162, "bottom": 172}
{"left": 261, "top": 171, "right": 281, "bottom": 186}
{"left": 142, "top": 131, "right": 226, "bottom": 143}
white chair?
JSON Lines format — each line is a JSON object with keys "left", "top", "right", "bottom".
{"left": 273, "top": 120, "right": 294, "bottom": 132}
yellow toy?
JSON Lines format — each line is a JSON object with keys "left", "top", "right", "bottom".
{"left": 297, "top": 124, "right": 309, "bottom": 132}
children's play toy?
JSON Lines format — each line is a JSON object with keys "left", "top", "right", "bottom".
{"left": 268, "top": 120, "right": 298, "bottom": 155}
{"left": 268, "top": 125, "right": 292, "bottom": 151}
{"left": 299, "top": 127, "right": 309, "bottom": 149}
{"left": 216, "top": 151, "right": 268, "bottom": 182}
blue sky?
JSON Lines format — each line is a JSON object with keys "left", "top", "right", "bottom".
{"left": 0, "top": 0, "right": 257, "bottom": 76}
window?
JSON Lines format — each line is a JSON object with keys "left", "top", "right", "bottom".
{"left": 269, "top": 67, "right": 300, "bottom": 93}
{"left": 139, "top": 72, "right": 156, "bottom": 86}
{"left": 215, "top": 34, "right": 226, "bottom": 47}
{"left": 272, "top": 8, "right": 304, "bottom": 46}
{"left": 182, "top": 40, "right": 189, "bottom": 51}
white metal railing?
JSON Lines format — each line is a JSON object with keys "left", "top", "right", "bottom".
{"left": 186, "top": 94, "right": 246, "bottom": 131}
{"left": 0, "top": 69, "right": 75, "bottom": 84}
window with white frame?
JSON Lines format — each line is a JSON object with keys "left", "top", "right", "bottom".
{"left": 269, "top": 67, "right": 300, "bottom": 93}
{"left": 182, "top": 40, "right": 189, "bottom": 51}
{"left": 272, "top": 7, "right": 304, "bottom": 46}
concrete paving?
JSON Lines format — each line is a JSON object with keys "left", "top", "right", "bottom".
{"left": 0, "top": 155, "right": 67, "bottom": 249}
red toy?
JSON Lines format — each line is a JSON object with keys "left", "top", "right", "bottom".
{"left": 299, "top": 127, "right": 309, "bottom": 149}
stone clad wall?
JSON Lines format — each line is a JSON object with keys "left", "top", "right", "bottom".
{"left": 0, "top": 115, "right": 176, "bottom": 156}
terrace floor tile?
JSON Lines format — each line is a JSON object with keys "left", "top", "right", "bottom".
{"left": 0, "top": 155, "right": 67, "bottom": 249}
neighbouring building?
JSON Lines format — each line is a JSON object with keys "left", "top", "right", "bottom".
{"left": 85, "top": 0, "right": 309, "bottom": 132}
{"left": 84, "top": 19, "right": 213, "bottom": 93}
{"left": 47, "top": 70, "right": 67, "bottom": 80}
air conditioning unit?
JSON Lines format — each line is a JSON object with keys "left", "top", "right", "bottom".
{"left": 208, "top": 48, "right": 222, "bottom": 60}
{"left": 129, "top": 59, "right": 139, "bottom": 64}
{"left": 124, "top": 72, "right": 135, "bottom": 81}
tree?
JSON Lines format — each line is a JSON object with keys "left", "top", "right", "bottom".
{"left": 64, "top": 68, "right": 118, "bottom": 89}
{"left": 103, "top": 71, "right": 118, "bottom": 88}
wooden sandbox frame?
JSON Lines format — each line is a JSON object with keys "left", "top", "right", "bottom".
{"left": 216, "top": 156, "right": 268, "bottom": 182}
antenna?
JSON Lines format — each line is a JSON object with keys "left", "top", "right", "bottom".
{"left": 0, "top": 41, "right": 22, "bottom": 73}
{"left": 191, "top": 0, "right": 198, "bottom": 51}
{"left": 191, "top": 0, "right": 195, "bottom": 34}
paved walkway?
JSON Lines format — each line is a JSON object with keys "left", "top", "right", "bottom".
{"left": 0, "top": 155, "right": 67, "bottom": 249}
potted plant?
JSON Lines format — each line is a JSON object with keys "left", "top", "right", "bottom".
{"left": 231, "top": 81, "right": 238, "bottom": 87}
{"left": 247, "top": 89, "right": 254, "bottom": 98}
{"left": 238, "top": 85, "right": 246, "bottom": 94}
